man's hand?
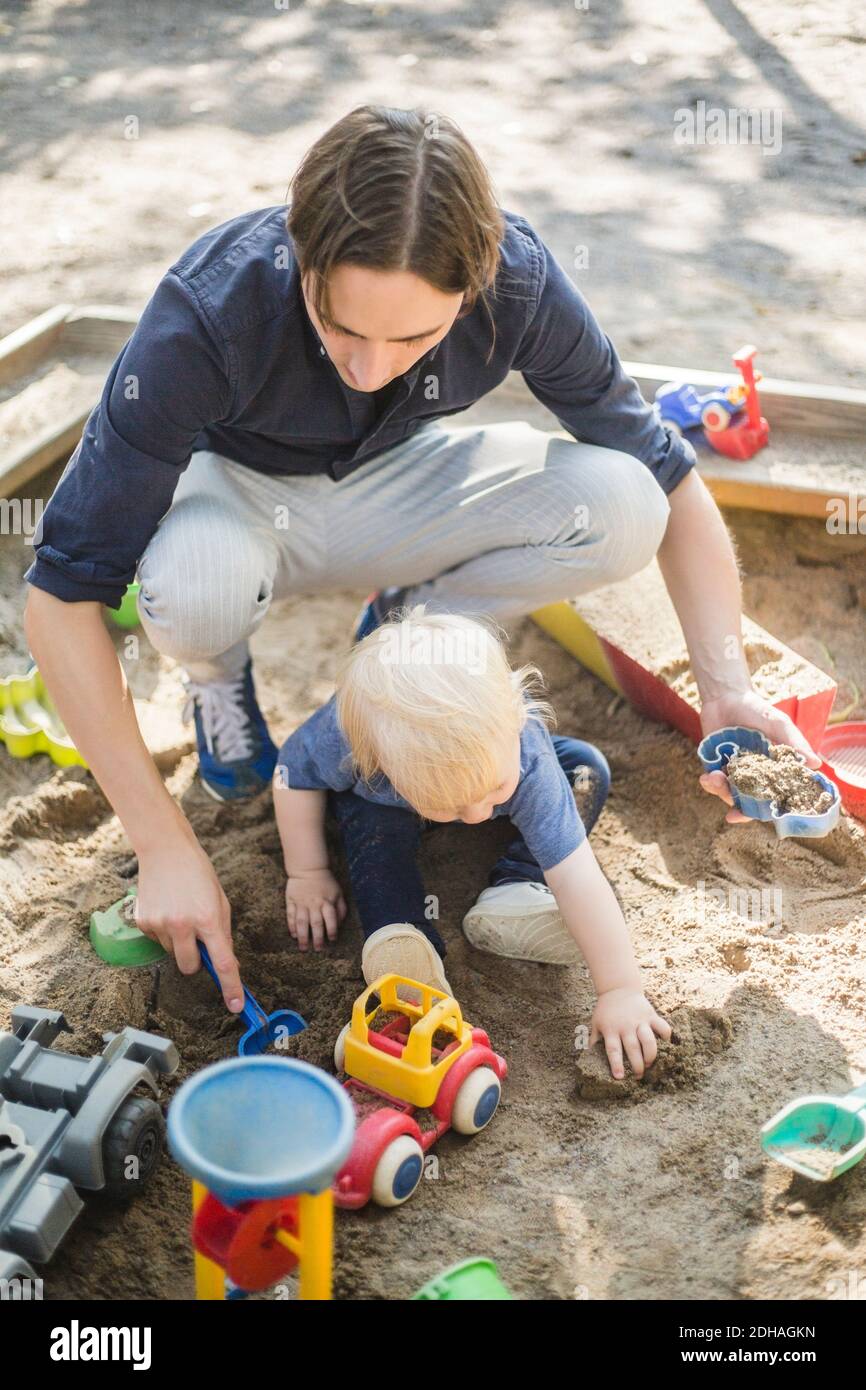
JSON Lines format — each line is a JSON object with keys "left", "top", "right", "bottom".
{"left": 589, "top": 988, "right": 672, "bottom": 1080}
{"left": 286, "top": 868, "right": 347, "bottom": 952}
{"left": 135, "top": 837, "right": 242, "bottom": 1011}
{"left": 699, "top": 688, "right": 821, "bottom": 823}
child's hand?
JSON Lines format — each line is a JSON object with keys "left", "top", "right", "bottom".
{"left": 285, "top": 869, "right": 347, "bottom": 952}
{"left": 590, "top": 988, "right": 672, "bottom": 1080}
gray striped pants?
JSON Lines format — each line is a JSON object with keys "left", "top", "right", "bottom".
{"left": 137, "top": 418, "right": 671, "bottom": 682}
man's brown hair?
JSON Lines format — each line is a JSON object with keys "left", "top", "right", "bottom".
{"left": 288, "top": 106, "right": 504, "bottom": 354}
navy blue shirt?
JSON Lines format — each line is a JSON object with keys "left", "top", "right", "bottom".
{"left": 278, "top": 695, "right": 585, "bottom": 873}
{"left": 25, "top": 206, "right": 695, "bottom": 609}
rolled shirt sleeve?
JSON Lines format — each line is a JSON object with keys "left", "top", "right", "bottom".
{"left": 24, "top": 272, "right": 230, "bottom": 608}
{"left": 513, "top": 234, "right": 697, "bottom": 495}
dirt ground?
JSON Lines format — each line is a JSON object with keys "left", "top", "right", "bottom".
{"left": 1, "top": 1, "right": 865, "bottom": 1302}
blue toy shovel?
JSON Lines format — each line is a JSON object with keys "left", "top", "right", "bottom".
{"left": 199, "top": 945, "right": 306, "bottom": 1056}
{"left": 761, "top": 1081, "right": 866, "bottom": 1182}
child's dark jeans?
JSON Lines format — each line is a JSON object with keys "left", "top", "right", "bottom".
{"left": 329, "top": 736, "right": 610, "bottom": 961}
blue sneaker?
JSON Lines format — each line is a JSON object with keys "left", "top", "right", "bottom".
{"left": 353, "top": 586, "right": 409, "bottom": 641}
{"left": 182, "top": 659, "right": 278, "bottom": 801}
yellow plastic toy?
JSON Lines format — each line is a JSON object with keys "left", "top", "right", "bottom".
{"left": 0, "top": 665, "right": 85, "bottom": 768}
{"left": 333, "top": 975, "right": 508, "bottom": 1211}
{"left": 342, "top": 974, "right": 472, "bottom": 1109}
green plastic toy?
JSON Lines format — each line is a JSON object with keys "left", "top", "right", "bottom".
{"left": 89, "top": 887, "right": 167, "bottom": 968}
{"left": 412, "top": 1258, "right": 513, "bottom": 1301}
{"left": 761, "top": 1080, "right": 866, "bottom": 1182}
{"left": 108, "top": 582, "right": 141, "bottom": 629}
{"left": 0, "top": 665, "right": 85, "bottom": 768}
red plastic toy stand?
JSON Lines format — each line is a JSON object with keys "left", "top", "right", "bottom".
{"left": 704, "top": 345, "right": 770, "bottom": 461}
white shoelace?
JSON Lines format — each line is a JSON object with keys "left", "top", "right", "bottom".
{"left": 183, "top": 674, "right": 255, "bottom": 762}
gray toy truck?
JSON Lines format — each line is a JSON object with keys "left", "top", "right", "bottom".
{"left": 0, "top": 1006, "right": 178, "bottom": 1287}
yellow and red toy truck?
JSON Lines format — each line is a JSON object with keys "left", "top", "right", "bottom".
{"left": 332, "top": 974, "right": 507, "bottom": 1210}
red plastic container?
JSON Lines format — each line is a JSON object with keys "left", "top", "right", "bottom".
{"left": 819, "top": 722, "right": 866, "bottom": 821}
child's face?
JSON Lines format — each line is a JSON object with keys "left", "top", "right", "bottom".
{"left": 417, "top": 735, "right": 522, "bottom": 825}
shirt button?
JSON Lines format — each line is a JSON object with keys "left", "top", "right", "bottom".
{"left": 319, "top": 346, "right": 326, "bottom": 356}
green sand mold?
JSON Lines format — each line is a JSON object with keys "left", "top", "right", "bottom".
{"left": 412, "top": 1258, "right": 513, "bottom": 1301}
{"left": 761, "top": 1079, "right": 866, "bottom": 1182}
{"left": 90, "top": 887, "right": 167, "bottom": 968}
{"left": 0, "top": 665, "right": 86, "bottom": 768}
{"left": 108, "top": 582, "right": 141, "bottom": 629}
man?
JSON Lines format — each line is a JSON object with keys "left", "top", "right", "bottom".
{"left": 24, "top": 105, "right": 818, "bottom": 1011}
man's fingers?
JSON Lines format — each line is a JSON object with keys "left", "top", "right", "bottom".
{"left": 174, "top": 933, "right": 202, "bottom": 977}
{"left": 199, "top": 936, "right": 243, "bottom": 1013}
{"left": 700, "top": 770, "right": 734, "bottom": 806}
{"left": 758, "top": 708, "right": 821, "bottom": 767}
{"left": 700, "top": 771, "right": 752, "bottom": 823}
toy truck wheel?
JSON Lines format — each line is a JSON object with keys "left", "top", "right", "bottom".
{"left": 101, "top": 1095, "right": 166, "bottom": 1198}
{"left": 334, "top": 1022, "right": 351, "bottom": 1073}
{"left": 701, "top": 403, "right": 731, "bottom": 432}
{"left": 450, "top": 1066, "right": 501, "bottom": 1135}
{"left": 660, "top": 418, "right": 682, "bottom": 437}
{"left": 371, "top": 1134, "right": 424, "bottom": 1207}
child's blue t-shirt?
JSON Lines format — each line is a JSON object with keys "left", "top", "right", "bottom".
{"left": 276, "top": 696, "right": 585, "bottom": 873}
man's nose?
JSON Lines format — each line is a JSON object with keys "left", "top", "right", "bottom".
{"left": 348, "top": 343, "right": 391, "bottom": 391}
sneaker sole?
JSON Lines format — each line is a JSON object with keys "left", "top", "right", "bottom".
{"left": 362, "top": 924, "right": 452, "bottom": 996}
{"left": 198, "top": 774, "right": 272, "bottom": 804}
{"left": 462, "top": 904, "right": 581, "bottom": 965}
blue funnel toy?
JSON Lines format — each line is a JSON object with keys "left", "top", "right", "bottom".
{"left": 167, "top": 1056, "right": 355, "bottom": 1204}
{"left": 199, "top": 945, "right": 306, "bottom": 1055}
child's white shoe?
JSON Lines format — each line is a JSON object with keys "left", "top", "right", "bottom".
{"left": 462, "top": 882, "right": 580, "bottom": 964}
{"left": 361, "top": 923, "right": 453, "bottom": 996}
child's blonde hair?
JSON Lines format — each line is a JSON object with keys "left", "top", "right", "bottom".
{"left": 335, "top": 605, "right": 553, "bottom": 814}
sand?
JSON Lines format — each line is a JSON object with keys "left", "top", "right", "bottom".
{"left": 2, "top": 0, "right": 866, "bottom": 1304}
{"left": 728, "top": 745, "right": 835, "bottom": 816}
{"left": 1, "top": 510, "right": 865, "bottom": 1301}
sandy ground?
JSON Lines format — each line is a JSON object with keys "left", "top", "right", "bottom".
{"left": 1, "top": 1, "right": 865, "bottom": 1301}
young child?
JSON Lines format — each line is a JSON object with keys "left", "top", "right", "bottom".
{"left": 273, "top": 607, "right": 670, "bottom": 1079}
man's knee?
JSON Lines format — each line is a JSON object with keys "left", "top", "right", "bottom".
{"left": 136, "top": 496, "right": 272, "bottom": 662}
{"left": 580, "top": 448, "right": 671, "bottom": 583}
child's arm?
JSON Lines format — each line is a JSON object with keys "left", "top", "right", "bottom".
{"left": 273, "top": 781, "right": 346, "bottom": 951}
{"left": 545, "top": 839, "right": 670, "bottom": 1079}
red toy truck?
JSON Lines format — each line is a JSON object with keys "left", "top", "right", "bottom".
{"left": 332, "top": 974, "right": 507, "bottom": 1210}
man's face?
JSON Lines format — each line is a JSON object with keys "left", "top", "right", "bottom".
{"left": 302, "top": 264, "right": 465, "bottom": 393}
